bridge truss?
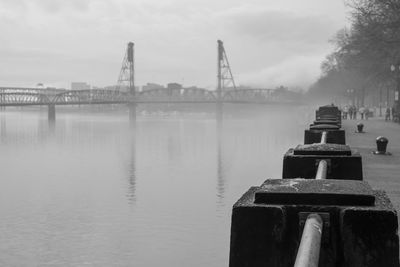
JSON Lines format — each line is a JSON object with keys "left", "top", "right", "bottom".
{"left": 0, "top": 40, "right": 289, "bottom": 107}
{"left": 0, "top": 87, "right": 277, "bottom": 106}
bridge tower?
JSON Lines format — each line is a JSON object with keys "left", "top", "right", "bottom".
{"left": 117, "top": 42, "right": 136, "bottom": 125}
{"left": 217, "top": 40, "right": 236, "bottom": 100}
{"left": 117, "top": 42, "right": 135, "bottom": 95}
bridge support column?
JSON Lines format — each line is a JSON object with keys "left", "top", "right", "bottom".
{"left": 129, "top": 103, "right": 136, "bottom": 127}
{"left": 48, "top": 104, "right": 56, "bottom": 128}
{"left": 216, "top": 102, "right": 223, "bottom": 123}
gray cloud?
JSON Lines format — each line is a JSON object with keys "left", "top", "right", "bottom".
{"left": 0, "top": 0, "right": 346, "bottom": 89}
{"left": 1, "top": 0, "right": 91, "bottom": 13}
{"left": 223, "top": 8, "right": 338, "bottom": 47}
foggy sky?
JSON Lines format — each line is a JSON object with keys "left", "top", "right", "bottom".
{"left": 0, "top": 0, "right": 347, "bottom": 90}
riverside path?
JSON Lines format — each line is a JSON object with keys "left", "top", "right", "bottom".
{"left": 343, "top": 116, "right": 400, "bottom": 213}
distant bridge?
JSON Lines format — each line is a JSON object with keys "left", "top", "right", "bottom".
{"left": 0, "top": 87, "right": 281, "bottom": 106}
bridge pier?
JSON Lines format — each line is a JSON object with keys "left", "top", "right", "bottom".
{"left": 48, "top": 104, "right": 56, "bottom": 128}
{"left": 129, "top": 103, "right": 136, "bottom": 127}
{"left": 216, "top": 102, "right": 223, "bottom": 123}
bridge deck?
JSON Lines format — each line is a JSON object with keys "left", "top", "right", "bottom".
{"left": 0, "top": 88, "right": 286, "bottom": 106}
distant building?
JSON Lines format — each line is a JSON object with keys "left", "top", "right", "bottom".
{"left": 71, "top": 82, "right": 91, "bottom": 90}
{"left": 142, "top": 83, "right": 164, "bottom": 91}
{"left": 167, "top": 83, "right": 182, "bottom": 90}
{"left": 104, "top": 85, "right": 139, "bottom": 92}
{"left": 104, "top": 85, "right": 118, "bottom": 91}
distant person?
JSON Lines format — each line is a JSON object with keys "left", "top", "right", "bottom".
{"left": 343, "top": 106, "right": 349, "bottom": 119}
{"left": 392, "top": 106, "right": 396, "bottom": 121}
{"left": 359, "top": 106, "right": 365, "bottom": 120}
{"left": 385, "top": 107, "right": 391, "bottom": 121}
{"left": 352, "top": 106, "right": 358, "bottom": 119}
{"left": 348, "top": 106, "right": 353, "bottom": 119}
{"left": 365, "top": 107, "right": 369, "bottom": 120}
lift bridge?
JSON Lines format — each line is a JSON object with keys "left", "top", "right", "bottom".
{"left": 0, "top": 86, "right": 277, "bottom": 106}
{"left": 0, "top": 41, "right": 281, "bottom": 107}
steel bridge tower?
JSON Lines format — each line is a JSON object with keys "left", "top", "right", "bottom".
{"left": 217, "top": 40, "right": 236, "bottom": 100}
{"left": 117, "top": 42, "right": 135, "bottom": 95}
{"left": 116, "top": 42, "right": 136, "bottom": 125}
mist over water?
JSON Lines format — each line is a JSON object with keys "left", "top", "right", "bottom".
{"left": 0, "top": 105, "right": 312, "bottom": 266}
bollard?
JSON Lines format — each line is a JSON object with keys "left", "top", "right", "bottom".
{"left": 356, "top": 123, "right": 364, "bottom": 133}
{"left": 294, "top": 214, "right": 323, "bottom": 267}
{"left": 373, "top": 136, "right": 391, "bottom": 155}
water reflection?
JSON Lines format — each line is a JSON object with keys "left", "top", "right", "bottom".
{"left": 1, "top": 112, "right": 6, "bottom": 141}
{"left": 0, "top": 105, "right": 311, "bottom": 267}
{"left": 126, "top": 126, "right": 137, "bottom": 204}
{"left": 216, "top": 104, "right": 226, "bottom": 206}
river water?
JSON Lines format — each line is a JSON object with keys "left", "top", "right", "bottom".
{"left": 0, "top": 105, "right": 313, "bottom": 266}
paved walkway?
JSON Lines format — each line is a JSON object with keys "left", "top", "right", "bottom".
{"left": 343, "top": 117, "right": 400, "bottom": 211}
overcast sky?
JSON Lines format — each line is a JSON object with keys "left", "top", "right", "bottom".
{"left": 0, "top": 0, "right": 348, "bottom": 90}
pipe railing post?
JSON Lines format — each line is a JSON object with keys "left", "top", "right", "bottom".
{"left": 294, "top": 213, "right": 323, "bottom": 267}
{"left": 320, "top": 131, "right": 327, "bottom": 144}
{"left": 315, "top": 160, "right": 328, "bottom": 180}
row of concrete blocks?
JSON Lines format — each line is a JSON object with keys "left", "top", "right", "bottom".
{"left": 229, "top": 105, "right": 399, "bottom": 267}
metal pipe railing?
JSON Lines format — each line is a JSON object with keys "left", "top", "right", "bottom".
{"left": 294, "top": 120, "right": 328, "bottom": 266}
{"left": 315, "top": 160, "right": 328, "bottom": 180}
{"left": 294, "top": 213, "right": 324, "bottom": 267}
{"left": 317, "top": 132, "right": 328, "bottom": 180}
{"left": 320, "top": 131, "right": 327, "bottom": 144}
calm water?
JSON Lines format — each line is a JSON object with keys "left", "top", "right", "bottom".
{"left": 0, "top": 105, "right": 312, "bottom": 266}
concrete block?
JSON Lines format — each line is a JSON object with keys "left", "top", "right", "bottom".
{"left": 304, "top": 129, "right": 346, "bottom": 144}
{"left": 317, "top": 114, "right": 340, "bottom": 120}
{"left": 293, "top": 143, "right": 351, "bottom": 156}
{"left": 254, "top": 179, "right": 375, "bottom": 206}
{"left": 316, "top": 105, "right": 341, "bottom": 119}
{"left": 282, "top": 148, "right": 363, "bottom": 180}
{"left": 229, "top": 187, "right": 289, "bottom": 267}
{"left": 313, "top": 120, "right": 341, "bottom": 128}
{"left": 313, "top": 120, "right": 340, "bottom": 125}
{"left": 229, "top": 179, "right": 399, "bottom": 267}
{"left": 310, "top": 124, "right": 340, "bottom": 130}
{"left": 340, "top": 190, "right": 399, "bottom": 267}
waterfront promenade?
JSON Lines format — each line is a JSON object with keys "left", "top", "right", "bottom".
{"left": 343, "top": 117, "right": 400, "bottom": 212}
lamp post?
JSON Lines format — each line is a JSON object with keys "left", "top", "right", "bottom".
{"left": 379, "top": 87, "right": 382, "bottom": 117}
{"left": 390, "top": 63, "right": 400, "bottom": 120}
{"left": 390, "top": 64, "right": 400, "bottom": 103}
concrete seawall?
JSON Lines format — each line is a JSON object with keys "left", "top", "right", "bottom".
{"left": 229, "top": 108, "right": 400, "bottom": 266}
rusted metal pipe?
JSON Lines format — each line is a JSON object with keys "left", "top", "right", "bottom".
{"left": 315, "top": 160, "right": 328, "bottom": 180}
{"left": 320, "top": 131, "right": 327, "bottom": 144}
{"left": 294, "top": 213, "right": 323, "bottom": 267}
